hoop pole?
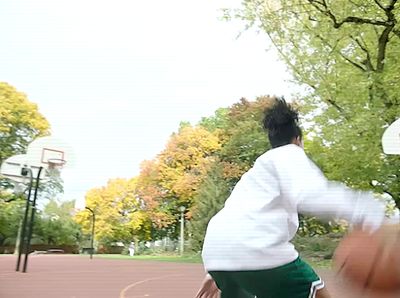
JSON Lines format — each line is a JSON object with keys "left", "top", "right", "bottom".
{"left": 22, "top": 166, "right": 43, "bottom": 273}
{"left": 85, "top": 207, "right": 95, "bottom": 259}
{"left": 16, "top": 168, "right": 33, "bottom": 272}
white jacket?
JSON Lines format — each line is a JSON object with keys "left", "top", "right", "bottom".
{"left": 202, "top": 144, "right": 385, "bottom": 271}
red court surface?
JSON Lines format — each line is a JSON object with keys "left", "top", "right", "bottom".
{"left": 1, "top": 254, "right": 399, "bottom": 298}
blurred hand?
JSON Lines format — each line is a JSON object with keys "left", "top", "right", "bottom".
{"left": 376, "top": 223, "right": 400, "bottom": 258}
{"left": 194, "top": 274, "right": 220, "bottom": 298}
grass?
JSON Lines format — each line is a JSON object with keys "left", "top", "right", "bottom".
{"left": 95, "top": 253, "right": 203, "bottom": 263}
{"left": 303, "top": 257, "right": 332, "bottom": 269}
{"left": 92, "top": 234, "right": 338, "bottom": 269}
{"left": 294, "top": 233, "right": 340, "bottom": 269}
{"left": 95, "top": 253, "right": 331, "bottom": 269}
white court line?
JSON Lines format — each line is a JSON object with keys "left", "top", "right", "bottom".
{"left": 119, "top": 274, "right": 183, "bottom": 298}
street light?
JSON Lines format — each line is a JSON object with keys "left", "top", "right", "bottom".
{"left": 179, "top": 206, "right": 186, "bottom": 256}
{"left": 85, "top": 207, "right": 95, "bottom": 259}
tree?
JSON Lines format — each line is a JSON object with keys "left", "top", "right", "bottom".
{"left": 135, "top": 159, "right": 176, "bottom": 232}
{"left": 157, "top": 125, "right": 222, "bottom": 208}
{"left": 75, "top": 178, "right": 153, "bottom": 245}
{"left": 198, "top": 108, "right": 230, "bottom": 133}
{"left": 217, "top": 97, "right": 274, "bottom": 170}
{"left": 34, "top": 199, "right": 81, "bottom": 245}
{"left": 0, "top": 82, "right": 50, "bottom": 165}
{"left": 229, "top": 0, "right": 400, "bottom": 207}
{"left": 0, "top": 196, "right": 25, "bottom": 246}
{"left": 188, "top": 163, "right": 232, "bottom": 251}
{"left": 187, "top": 97, "right": 279, "bottom": 249}
{"left": 0, "top": 82, "right": 50, "bottom": 194}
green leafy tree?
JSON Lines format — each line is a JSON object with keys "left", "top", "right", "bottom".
{"left": 34, "top": 199, "right": 81, "bottom": 245}
{"left": 0, "top": 197, "right": 25, "bottom": 246}
{"left": 198, "top": 108, "right": 230, "bottom": 133}
{"left": 0, "top": 82, "right": 50, "bottom": 164}
{"left": 228, "top": 0, "right": 400, "bottom": 207}
{"left": 216, "top": 97, "right": 274, "bottom": 170}
{"left": 75, "top": 178, "right": 153, "bottom": 245}
{"left": 0, "top": 82, "right": 50, "bottom": 194}
{"left": 188, "top": 164, "right": 232, "bottom": 252}
{"left": 188, "top": 97, "right": 277, "bottom": 250}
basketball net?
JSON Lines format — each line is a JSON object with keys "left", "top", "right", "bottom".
{"left": 46, "top": 158, "right": 66, "bottom": 179}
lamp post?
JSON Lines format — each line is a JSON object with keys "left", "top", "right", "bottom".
{"left": 179, "top": 206, "right": 186, "bottom": 256}
{"left": 85, "top": 207, "right": 95, "bottom": 259}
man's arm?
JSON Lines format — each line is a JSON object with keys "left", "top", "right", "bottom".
{"left": 298, "top": 181, "right": 385, "bottom": 232}
{"left": 277, "top": 150, "right": 386, "bottom": 231}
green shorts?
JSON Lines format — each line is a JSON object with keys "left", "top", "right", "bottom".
{"left": 209, "top": 257, "right": 324, "bottom": 298}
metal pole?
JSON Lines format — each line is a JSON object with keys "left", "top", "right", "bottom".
{"left": 22, "top": 166, "right": 43, "bottom": 273}
{"left": 91, "top": 213, "right": 95, "bottom": 259}
{"left": 16, "top": 168, "right": 33, "bottom": 272}
{"left": 14, "top": 219, "right": 22, "bottom": 255}
{"left": 179, "top": 206, "right": 185, "bottom": 256}
{"left": 85, "top": 207, "right": 95, "bottom": 259}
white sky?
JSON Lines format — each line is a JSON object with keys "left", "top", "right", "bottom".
{"left": 0, "top": 0, "right": 295, "bottom": 208}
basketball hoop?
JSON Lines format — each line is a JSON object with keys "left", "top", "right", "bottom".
{"left": 47, "top": 158, "right": 66, "bottom": 170}
{"left": 46, "top": 158, "right": 66, "bottom": 179}
{"left": 7, "top": 136, "right": 75, "bottom": 274}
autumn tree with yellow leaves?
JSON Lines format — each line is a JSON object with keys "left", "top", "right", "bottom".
{"left": 0, "top": 82, "right": 50, "bottom": 189}
{"left": 75, "top": 97, "right": 277, "bottom": 248}
{"left": 75, "top": 178, "right": 152, "bottom": 245}
{"left": 0, "top": 82, "right": 51, "bottom": 247}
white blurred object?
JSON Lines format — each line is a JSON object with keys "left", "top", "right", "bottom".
{"left": 382, "top": 118, "right": 400, "bottom": 154}
{"left": 386, "top": 208, "right": 400, "bottom": 224}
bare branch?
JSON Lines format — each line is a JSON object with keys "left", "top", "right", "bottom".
{"left": 326, "top": 99, "right": 344, "bottom": 113}
{"left": 308, "top": 0, "right": 325, "bottom": 5}
{"left": 377, "top": 25, "right": 393, "bottom": 71}
{"left": 383, "top": 0, "right": 397, "bottom": 22}
{"left": 307, "top": 0, "right": 388, "bottom": 28}
{"left": 373, "top": 0, "right": 386, "bottom": 10}
{"left": 374, "top": 0, "right": 397, "bottom": 71}
{"left": 387, "top": 0, "right": 398, "bottom": 11}
{"left": 350, "top": 35, "right": 376, "bottom": 71}
{"left": 393, "top": 29, "right": 400, "bottom": 38}
{"left": 339, "top": 53, "right": 367, "bottom": 71}
{"left": 381, "top": 0, "right": 399, "bottom": 41}
{"left": 334, "top": 16, "right": 388, "bottom": 28}
{"left": 312, "top": 32, "right": 367, "bottom": 72}
{"left": 349, "top": 0, "right": 364, "bottom": 8}
{"left": 351, "top": 36, "right": 367, "bottom": 53}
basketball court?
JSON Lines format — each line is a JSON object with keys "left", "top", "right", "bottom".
{"left": 1, "top": 254, "right": 399, "bottom": 298}
{"left": 0, "top": 254, "right": 202, "bottom": 298}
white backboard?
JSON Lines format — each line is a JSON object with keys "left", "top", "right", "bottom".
{"left": 382, "top": 118, "right": 400, "bottom": 155}
{"left": 1, "top": 136, "right": 74, "bottom": 183}
{"left": 26, "top": 136, "right": 75, "bottom": 168}
{"left": 0, "top": 154, "right": 46, "bottom": 183}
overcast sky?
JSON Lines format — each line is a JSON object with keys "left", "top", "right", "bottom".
{"left": 0, "top": 0, "right": 295, "bottom": 208}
